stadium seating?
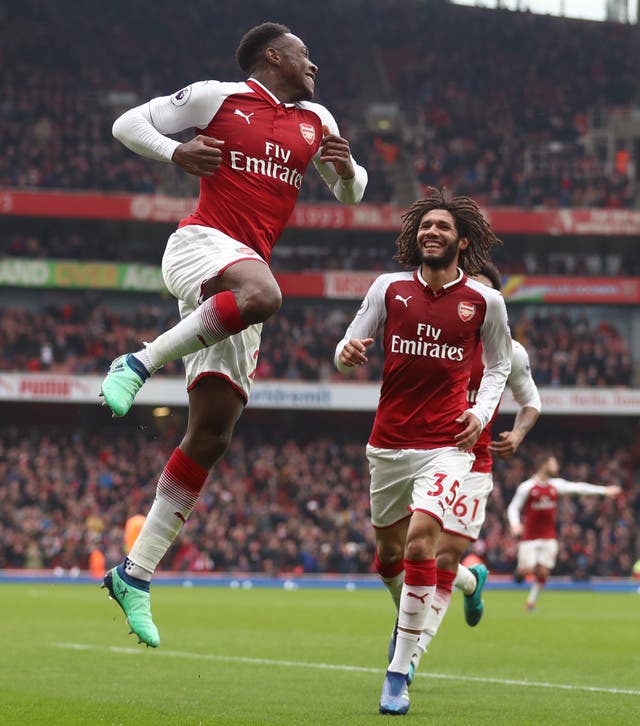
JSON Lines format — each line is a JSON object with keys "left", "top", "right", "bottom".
{"left": 0, "top": 421, "right": 635, "bottom": 577}
{"left": 370, "top": 2, "right": 638, "bottom": 206}
{"left": 2, "top": 0, "right": 638, "bottom": 206}
{"left": 0, "top": 291, "right": 632, "bottom": 385}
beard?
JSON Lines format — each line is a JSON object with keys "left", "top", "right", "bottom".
{"left": 421, "top": 238, "right": 461, "bottom": 270}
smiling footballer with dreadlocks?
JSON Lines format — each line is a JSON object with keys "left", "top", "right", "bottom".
{"left": 394, "top": 187, "right": 502, "bottom": 276}
{"left": 334, "top": 186, "right": 511, "bottom": 716}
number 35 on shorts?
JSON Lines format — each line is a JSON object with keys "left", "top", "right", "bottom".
{"left": 418, "top": 471, "right": 461, "bottom": 519}
{"left": 427, "top": 474, "right": 483, "bottom": 523}
{"left": 427, "top": 472, "right": 460, "bottom": 504}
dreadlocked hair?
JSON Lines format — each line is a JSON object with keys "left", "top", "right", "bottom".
{"left": 394, "top": 187, "right": 502, "bottom": 275}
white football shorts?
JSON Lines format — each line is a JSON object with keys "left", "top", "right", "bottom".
{"left": 517, "top": 538, "right": 559, "bottom": 571}
{"left": 367, "top": 445, "right": 474, "bottom": 529}
{"left": 442, "top": 471, "right": 493, "bottom": 541}
{"left": 161, "top": 224, "right": 268, "bottom": 401}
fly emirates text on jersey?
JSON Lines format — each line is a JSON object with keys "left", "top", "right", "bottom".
{"left": 390, "top": 323, "right": 464, "bottom": 362}
{"left": 229, "top": 141, "right": 304, "bottom": 189}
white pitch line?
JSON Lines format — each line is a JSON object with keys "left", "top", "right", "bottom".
{"left": 50, "top": 642, "right": 640, "bottom": 697}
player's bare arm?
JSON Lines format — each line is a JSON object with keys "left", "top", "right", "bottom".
{"left": 489, "top": 405, "right": 540, "bottom": 458}
{"left": 606, "top": 485, "right": 622, "bottom": 497}
{"left": 320, "top": 124, "right": 355, "bottom": 179}
{"left": 338, "top": 337, "right": 374, "bottom": 367}
{"left": 172, "top": 135, "right": 225, "bottom": 177}
{"left": 454, "top": 410, "right": 483, "bottom": 452}
{"left": 507, "top": 479, "right": 531, "bottom": 538}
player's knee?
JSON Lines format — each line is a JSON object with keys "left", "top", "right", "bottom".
{"left": 204, "top": 430, "right": 233, "bottom": 461}
{"left": 238, "top": 280, "right": 282, "bottom": 323}
{"left": 535, "top": 566, "right": 549, "bottom": 582}
{"left": 436, "top": 549, "right": 460, "bottom": 571}
{"left": 404, "top": 538, "right": 431, "bottom": 562}
{"left": 185, "top": 427, "right": 233, "bottom": 469}
{"left": 376, "top": 542, "right": 404, "bottom": 566}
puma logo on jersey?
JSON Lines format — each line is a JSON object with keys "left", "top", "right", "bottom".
{"left": 234, "top": 109, "right": 255, "bottom": 124}
{"left": 394, "top": 294, "right": 412, "bottom": 308}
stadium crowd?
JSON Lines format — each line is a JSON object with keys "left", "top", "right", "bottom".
{"left": 0, "top": 294, "right": 183, "bottom": 377}
{"left": 511, "top": 310, "right": 633, "bottom": 387}
{"left": 0, "top": 421, "right": 636, "bottom": 580}
{"left": 2, "top": 1, "right": 638, "bottom": 206}
{"left": 0, "top": 0, "right": 392, "bottom": 202}
{"left": 372, "top": 2, "right": 638, "bottom": 207}
{"left": 0, "top": 293, "right": 634, "bottom": 386}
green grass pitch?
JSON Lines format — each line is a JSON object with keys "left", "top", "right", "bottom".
{"left": 1, "top": 583, "right": 639, "bottom": 724}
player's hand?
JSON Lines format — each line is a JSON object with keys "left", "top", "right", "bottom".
{"left": 489, "top": 430, "right": 524, "bottom": 459}
{"left": 511, "top": 523, "right": 523, "bottom": 537}
{"left": 172, "top": 135, "right": 224, "bottom": 176}
{"left": 454, "top": 410, "right": 482, "bottom": 452}
{"left": 339, "top": 338, "right": 374, "bottom": 367}
{"left": 605, "top": 485, "right": 622, "bottom": 497}
{"left": 320, "top": 124, "right": 355, "bottom": 180}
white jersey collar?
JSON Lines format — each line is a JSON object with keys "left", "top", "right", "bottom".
{"left": 416, "top": 266, "right": 464, "bottom": 290}
{"left": 247, "top": 77, "right": 297, "bottom": 107}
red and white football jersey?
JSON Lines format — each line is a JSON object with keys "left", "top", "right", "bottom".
{"left": 115, "top": 79, "right": 367, "bottom": 262}
{"left": 507, "top": 477, "right": 608, "bottom": 540}
{"left": 335, "top": 268, "right": 512, "bottom": 449}
{"left": 468, "top": 339, "right": 540, "bottom": 473}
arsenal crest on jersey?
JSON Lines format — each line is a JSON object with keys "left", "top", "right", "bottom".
{"left": 457, "top": 301, "right": 476, "bottom": 322}
{"left": 299, "top": 123, "right": 316, "bottom": 145}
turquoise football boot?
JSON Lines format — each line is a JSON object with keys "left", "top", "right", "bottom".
{"left": 463, "top": 563, "right": 488, "bottom": 627}
{"left": 102, "top": 565, "right": 160, "bottom": 648}
{"left": 100, "top": 354, "right": 149, "bottom": 417}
